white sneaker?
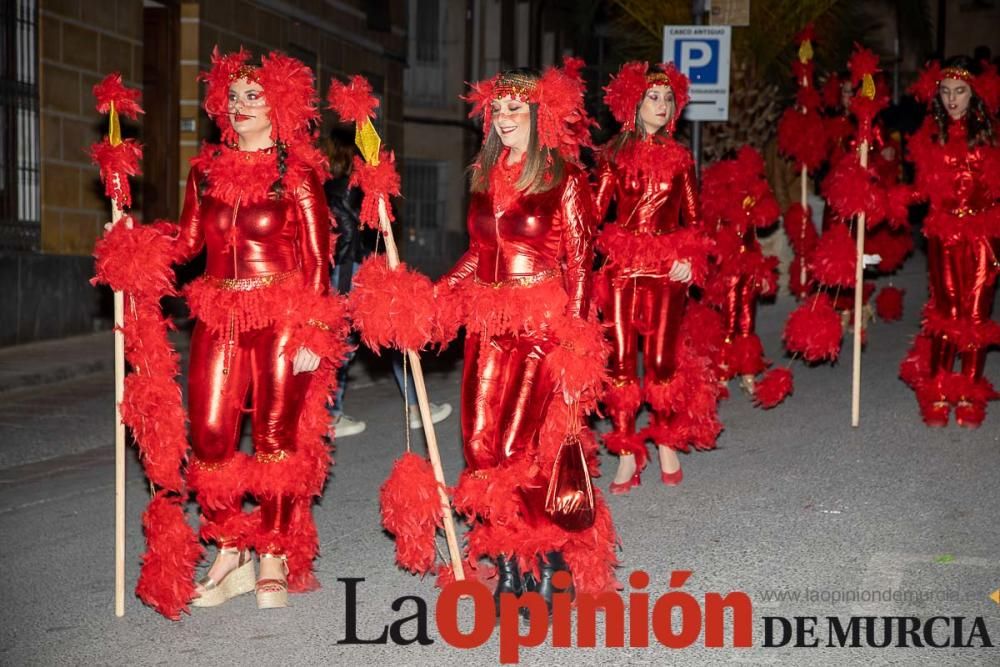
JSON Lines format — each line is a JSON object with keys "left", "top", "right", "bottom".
{"left": 408, "top": 402, "right": 453, "bottom": 429}
{"left": 332, "top": 414, "right": 367, "bottom": 437}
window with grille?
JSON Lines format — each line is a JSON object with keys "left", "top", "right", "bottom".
{"left": 0, "top": 0, "right": 40, "bottom": 252}
{"left": 402, "top": 160, "right": 447, "bottom": 254}
{"left": 405, "top": 0, "right": 447, "bottom": 107}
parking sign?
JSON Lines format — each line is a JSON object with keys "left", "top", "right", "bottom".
{"left": 663, "top": 25, "right": 731, "bottom": 121}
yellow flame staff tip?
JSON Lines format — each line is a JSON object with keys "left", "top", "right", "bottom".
{"left": 355, "top": 118, "right": 381, "bottom": 166}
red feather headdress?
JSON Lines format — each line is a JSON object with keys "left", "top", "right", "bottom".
{"left": 464, "top": 56, "right": 594, "bottom": 161}
{"left": 909, "top": 60, "right": 1000, "bottom": 115}
{"left": 201, "top": 47, "right": 319, "bottom": 146}
{"left": 603, "top": 61, "right": 690, "bottom": 134}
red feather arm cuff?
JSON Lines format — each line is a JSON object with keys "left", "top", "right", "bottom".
{"left": 89, "top": 138, "right": 143, "bottom": 210}
{"left": 349, "top": 151, "right": 401, "bottom": 229}
{"left": 597, "top": 224, "right": 713, "bottom": 286}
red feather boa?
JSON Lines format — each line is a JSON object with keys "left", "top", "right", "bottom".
{"left": 92, "top": 221, "right": 197, "bottom": 619}
{"left": 643, "top": 340, "right": 723, "bottom": 451}
{"left": 190, "top": 141, "right": 329, "bottom": 206}
{"left": 721, "top": 333, "right": 768, "bottom": 377}
{"left": 783, "top": 294, "right": 844, "bottom": 363}
{"left": 135, "top": 492, "right": 203, "bottom": 620}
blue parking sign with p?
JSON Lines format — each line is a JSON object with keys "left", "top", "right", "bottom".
{"left": 674, "top": 39, "right": 719, "bottom": 84}
{"left": 664, "top": 25, "right": 731, "bottom": 121}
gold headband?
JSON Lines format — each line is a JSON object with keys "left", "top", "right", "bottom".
{"left": 229, "top": 64, "right": 259, "bottom": 82}
{"left": 940, "top": 67, "right": 973, "bottom": 83}
{"left": 494, "top": 72, "right": 538, "bottom": 100}
{"left": 645, "top": 72, "right": 673, "bottom": 93}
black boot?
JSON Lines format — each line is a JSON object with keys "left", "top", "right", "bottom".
{"left": 523, "top": 550, "right": 574, "bottom": 615}
{"left": 494, "top": 554, "right": 523, "bottom": 616}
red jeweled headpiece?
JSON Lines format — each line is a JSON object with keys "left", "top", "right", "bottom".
{"left": 464, "top": 56, "right": 593, "bottom": 162}
{"left": 603, "top": 61, "right": 690, "bottom": 135}
{"left": 201, "top": 46, "right": 320, "bottom": 146}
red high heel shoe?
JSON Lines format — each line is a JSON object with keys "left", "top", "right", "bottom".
{"left": 660, "top": 468, "right": 683, "bottom": 486}
{"left": 657, "top": 445, "right": 683, "bottom": 486}
{"left": 609, "top": 454, "right": 645, "bottom": 495}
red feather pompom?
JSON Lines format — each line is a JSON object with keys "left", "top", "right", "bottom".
{"left": 875, "top": 286, "right": 904, "bottom": 322}
{"left": 823, "top": 158, "right": 887, "bottom": 225}
{"left": 327, "top": 74, "right": 379, "bottom": 125}
{"left": 866, "top": 226, "right": 913, "bottom": 272}
{"left": 794, "top": 23, "right": 816, "bottom": 46}
{"left": 533, "top": 56, "right": 595, "bottom": 160}
{"left": 810, "top": 223, "right": 857, "bottom": 287}
{"left": 884, "top": 184, "right": 914, "bottom": 229}
{"left": 135, "top": 491, "right": 202, "bottom": 621}
{"left": 380, "top": 452, "right": 443, "bottom": 575}
{"left": 847, "top": 45, "right": 880, "bottom": 85}
{"left": 93, "top": 72, "right": 144, "bottom": 119}
{"left": 349, "top": 151, "right": 401, "bottom": 228}
{"left": 89, "top": 138, "right": 143, "bottom": 209}
{"left": 753, "top": 367, "right": 794, "bottom": 408}
{"left": 777, "top": 107, "right": 827, "bottom": 172}
{"left": 783, "top": 294, "right": 843, "bottom": 363}
{"left": 348, "top": 257, "right": 440, "bottom": 352}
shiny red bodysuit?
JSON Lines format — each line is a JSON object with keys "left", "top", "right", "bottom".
{"left": 442, "top": 156, "right": 591, "bottom": 469}
{"left": 904, "top": 117, "right": 1000, "bottom": 423}
{"left": 441, "top": 157, "right": 618, "bottom": 594}
{"left": 176, "top": 145, "right": 331, "bottom": 555}
{"left": 594, "top": 137, "right": 707, "bottom": 455}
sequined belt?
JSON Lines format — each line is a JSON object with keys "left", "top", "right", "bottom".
{"left": 205, "top": 269, "right": 299, "bottom": 292}
{"left": 473, "top": 268, "right": 559, "bottom": 289}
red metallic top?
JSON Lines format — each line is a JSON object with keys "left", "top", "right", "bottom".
{"left": 175, "top": 152, "right": 330, "bottom": 295}
{"left": 442, "top": 156, "right": 595, "bottom": 317}
{"left": 594, "top": 140, "right": 700, "bottom": 233}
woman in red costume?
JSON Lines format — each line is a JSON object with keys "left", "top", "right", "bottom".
{"left": 701, "top": 146, "right": 782, "bottom": 396}
{"left": 593, "top": 62, "right": 718, "bottom": 494}
{"left": 176, "top": 49, "right": 347, "bottom": 608}
{"left": 441, "top": 62, "right": 618, "bottom": 613}
{"left": 902, "top": 55, "right": 1000, "bottom": 427}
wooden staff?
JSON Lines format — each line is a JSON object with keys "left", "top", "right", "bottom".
{"left": 109, "top": 181, "right": 126, "bottom": 617}
{"left": 376, "top": 198, "right": 465, "bottom": 580}
{"left": 850, "top": 140, "right": 870, "bottom": 427}
{"left": 799, "top": 164, "right": 808, "bottom": 288}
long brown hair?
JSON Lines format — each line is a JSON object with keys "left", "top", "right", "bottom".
{"left": 469, "top": 70, "right": 565, "bottom": 194}
{"left": 607, "top": 92, "right": 674, "bottom": 161}
{"left": 929, "top": 55, "right": 995, "bottom": 149}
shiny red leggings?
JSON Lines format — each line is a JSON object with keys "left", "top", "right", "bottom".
{"left": 926, "top": 238, "right": 997, "bottom": 381}
{"left": 719, "top": 274, "right": 755, "bottom": 339}
{"left": 460, "top": 332, "right": 558, "bottom": 470}
{"left": 608, "top": 274, "right": 687, "bottom": 433}
{"left": 188, "top": 321, "right": 311, "bottom": 539}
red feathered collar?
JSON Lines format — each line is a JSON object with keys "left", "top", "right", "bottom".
{"left": 609, "top": 135, "right": 693, "bottom": 185}
{"left": 190, "top": 142, "right": 328, "bottom": 205}
{"left": 488, "top": 151, "right": 528, "bottom": 213}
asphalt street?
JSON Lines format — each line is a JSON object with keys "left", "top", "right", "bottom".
{"left": 1, "top": 250, "right": 999, "bottom": 666}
